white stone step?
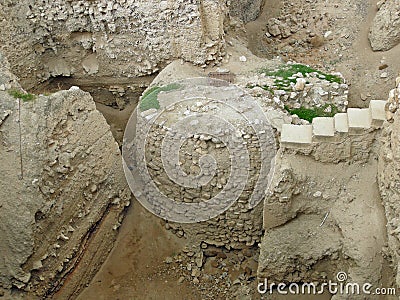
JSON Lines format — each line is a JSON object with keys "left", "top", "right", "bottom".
{"left": 369, "top": 100, "right": 386, "bottom": 128}
{"left": 347, "top": 108, "right": 372, "bottom": 133}
{"left": 281, "top": 124, "right": 312, "bottom": 147}
{"left": 312, "top": 117, "right": 335, "bottom": 141}
{"left": 334, "top": 113, "right": 349, "bottom": 133}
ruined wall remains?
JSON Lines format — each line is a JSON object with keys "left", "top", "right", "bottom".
{"left": 258, "top": 149, "right": 388, "bottom": 296}
{"left": 131, "top": 58, "right": 386, "bottom": 256}
{"left": 124, "top": 77, "right": 277, "bottom": 250}
{"left": 378, "top": 76, "right": 400, "bottom": 290}
{"left": 0, "top": 53, "right": 131, "bottom": 298}
{"left": 0, "top": 0, "right": 228, "bottom": 88}
{"left": 255, "top": 95, "right": 389, "bottom": 292}
{"left": 369, "top": 0, "right": 400, "bottom": 51}
{"left": 246, "top": 65, "right": 349, "bottom": 113}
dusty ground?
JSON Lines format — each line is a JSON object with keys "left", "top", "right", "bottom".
{"left": 75, "top": 202, "right": 334, "bottom": 300}
{"left": 75, "top": 201, "right": 200, "bottom": 300}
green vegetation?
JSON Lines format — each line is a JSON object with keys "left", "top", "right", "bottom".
{"left": 284, "top": 103, "right": 339, "bottom": 122}
{"left": 139, "top": 83, "right": 182, "bottom": 111}
{"left": 8, "top": 90, "right": 36, "bottom": 102}
{"left": 257, "top": 63, "right": 343, "bottom": 92}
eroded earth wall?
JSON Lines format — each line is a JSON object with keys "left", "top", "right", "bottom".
{"left": 0, "top": 53, "right": 131, "bottom": 299}
{"left": 378, "top": 78, "right": 400, "bottom": 290}
{"left": 0, "top": 0, "right": 229, "bottom": 88}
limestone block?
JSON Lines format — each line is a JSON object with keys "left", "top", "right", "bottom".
{"left": 369, "top": 100, "right": 387, "bottom": 128}
{"left": 281, "top": 124, "right": 312, "bottom": 148}
{"left": 334, "top": 113, "right": 349, "bottom": 133}
{"left": 312, "top": 117, "right": 335, "bottom": 142}
{"left": 347, "top": 108, "right": 372, "bottom": 134}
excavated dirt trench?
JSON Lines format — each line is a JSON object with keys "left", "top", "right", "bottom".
{"left": 30, "top": 76, "right": 155, "bottom": 145}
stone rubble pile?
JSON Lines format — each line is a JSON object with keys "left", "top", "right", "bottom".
{"left": 266, "top": 14, "right": 305, "bottom": 39}
{"left": 163, "top": 243, "right": 259, "bottom": 297}
{"left": 384, "top": 76, "right": 400, "bottom": 122}
{"left": 245, "top": 65, "right": 348, "bottom": 114}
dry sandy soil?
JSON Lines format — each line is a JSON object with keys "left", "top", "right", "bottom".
{"left": 74, "top": 201, "right": 200, "bottom": 300}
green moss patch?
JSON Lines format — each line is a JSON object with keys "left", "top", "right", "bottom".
{"left": 8, "top": 90, "right": 36, "bottom": 102}
{"left": 257, "top": 63, "right": 342, "bottom": 92}
{"left": 284, "top": 103, "right": 339, "bottom": 123}
{"left": 139, "top": 83, "right": 182, "bottom": 111}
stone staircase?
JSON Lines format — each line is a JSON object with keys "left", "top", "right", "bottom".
{"left": 281, "top": 100, "right": 387, "bottom": 148}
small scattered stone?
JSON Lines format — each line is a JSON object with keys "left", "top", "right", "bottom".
{"left": 379, "top": 64, "right": 388, "bottom": 70}
{"left": 165, "top": 256, "right": 173, "bottom": 264}
{"left": 360, "top": 93, "right": 368, "bottom": 101}
{"left": 216, "top": 252, "right": 227, "bottom": 259}
{"left": 239, "top": 56, "right": 247, "bottom": 62}
{"left": 294, "top": 78, "right": 306, "bottom": 91}
{"left": 244, "top": 266, "right": 252, "bottom": 276}
{"left": 178, "top": 276, "right": 185, "bottom": 284}
{"left": 32, "top": 260, "right": 43, "bottom": 270}
{"left": 237, "top": 252, "right": 245, "bottom": 262}
{"left": 310, "top": 35, "right": 325, "bottom": 48}
{"left": 90, "top": 184, "right": 97, "bottom": 193}
{"left": 191, "top": 268, "right": 201, "bottom": 278}
{"left": 242, "top": 249, "right": 252, "bottom": 257}
{"left": 313, "top": 191, "right": 322, "bottom": 198}
{"left": 232, "top": 279, "right": 241, "bottom": 285}
{"left": 268, "top": 22, "right": 281, "bottom": 36}
{"left": 195, "top": 253, "right": 204, "bottom": 268}
{"left": 193, "top": 277, "right": 200, "bottom": 284}
{"left": 386, "top": 110, "right": 395, "bottom": 122}
{"left": 381, "top": 72, "right": 388, "bottom": 78}
{"left": 204, "top": 249, "right": 218, "bottom": 257}
{"left": 211, "top": 260, "right": 219, "bottom": 268}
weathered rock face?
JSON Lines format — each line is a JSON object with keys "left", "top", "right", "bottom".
{"left": 259, "top": 150, "right": 388, "bottom": 296}
{"left": 369, "top": 0, "right": 400, "bottom": 51}
{"left": 229, "top": 0, "right": 264, "bottom": 23}
{"left": 378, "top": 78, "right": 400, "bottom": 290}
{"left": 0, "top": 55, "right": 130, "bottom": 298}
{"left": 0, "top": 0, "right": 228, "bottom": 88}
